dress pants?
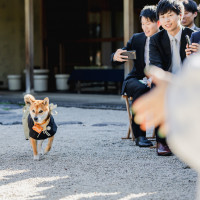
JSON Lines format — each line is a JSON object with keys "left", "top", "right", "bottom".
{"left": 124, "top": 78, "right": 150, "bottom": 138}
{"left": 156, "top": 128, "right": 167, "bottom": 144}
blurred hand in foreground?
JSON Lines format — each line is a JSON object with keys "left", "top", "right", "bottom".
{"left": 132, "top": 66, "right": 173, "bottom": 136}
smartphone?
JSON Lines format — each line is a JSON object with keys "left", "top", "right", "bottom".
{"left": 121, "top": 50, "right": 136, "bottom": 60}
{"left": 185, "top": 35, "right": 191, "bottom": 46}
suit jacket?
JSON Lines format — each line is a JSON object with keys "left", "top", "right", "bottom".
{"left": 111, "top": 32, "right": 147, "bottom": 80}
{"left": 193, "top": 25, "right": 200, "bottom": 31}
{"left": 111, "top": 32, "right": 148, "bottom": 94}
{"left": 150, "top": 27, "right": 194, "bottom": 71}
{"left": 190, "top": 31, "right": 200, "bottom": 43}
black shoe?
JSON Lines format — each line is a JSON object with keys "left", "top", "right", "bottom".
{"left": 135, "top": 136, "right": 153, "bottom": 147}
{"left": 157, "top": 142, "right": 172, "bottom": 156}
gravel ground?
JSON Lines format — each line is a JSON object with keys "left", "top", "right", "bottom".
{"left": 0, "top": 106, "right": 197, "bottom": 200}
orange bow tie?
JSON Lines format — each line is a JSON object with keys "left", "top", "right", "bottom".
{"left": 32, "top": 124, "right": 43, "bottom": 134}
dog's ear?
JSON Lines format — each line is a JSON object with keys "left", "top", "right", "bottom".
{"left": 24, "top": 94, "right": 35, "bottom": 105}
{"left": 43, "top": 97, "right": 49, "bottom": 106}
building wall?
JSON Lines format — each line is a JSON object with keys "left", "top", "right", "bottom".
{"left": 0, "top": 0, "right": 42, "bottom": 89}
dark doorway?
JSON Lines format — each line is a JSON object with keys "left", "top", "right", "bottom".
{"left": 43, "top": 0, "right": 124, "bottom": 73}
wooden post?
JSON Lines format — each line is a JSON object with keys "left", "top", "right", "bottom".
{"left": 123, "top": 0, "right": 134, "bottom": 78}
{"left": 25, "top": 0, "right": 34, "bottom": 93}
{"left": 195, "top": 0, "right": 200, "bottom": 27}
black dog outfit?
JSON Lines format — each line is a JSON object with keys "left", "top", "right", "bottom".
{"left": 28, "top": 114, "right": 57, "bottom": 140}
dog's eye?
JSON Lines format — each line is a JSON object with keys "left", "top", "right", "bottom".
{"left": 32, "top": 110, "right": 35, "bottom": 113}
{"left": 39, "top": 110, "right": 43, "bottom": 113}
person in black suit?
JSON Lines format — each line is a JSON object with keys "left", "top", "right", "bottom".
{"left": 149, "top": 0, "right": 194, "bottom": 155}
{"left": 181, "top": 0, "right": 200, "bottom": 31}
{"left": 111, "top": 5, "right": 159, "bottom": 147}
{"left": 185, "top": 31, "right": 200, "bottom": 56}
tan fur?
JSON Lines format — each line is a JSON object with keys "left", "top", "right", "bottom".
{"left": 24, "top": 94, "right": 55, "bottom": 160}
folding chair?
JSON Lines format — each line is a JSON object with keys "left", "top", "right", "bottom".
{"left": 122, "top": 94, "right": 156, "bottom": 142}
{"left": 122, "top": 94, "right": 135, "bottom": 141}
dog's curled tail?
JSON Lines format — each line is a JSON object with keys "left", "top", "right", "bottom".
{"left": 24, "top": 94, "right": 35, "bottom": 105}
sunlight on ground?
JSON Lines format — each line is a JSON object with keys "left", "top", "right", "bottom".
{"left": 0, "top": 169, "right": 69, "bottom": 200}
{"left": 61, "top": 192, "right": 119, "bottom": 200}
{"left": 61, "top": 192, "right": 156, "bottom": 200}
{"left": 0, "top": 170, "right": 156, "bottom": 199}
{"left": 118, "top": 192, "right": 156, "bottom": 200}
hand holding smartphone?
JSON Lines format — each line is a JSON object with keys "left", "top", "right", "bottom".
{"left": 185, "top": 35, "right": 192, "bottom": 46}
{"left": 121, "top": 50, "right": 136, "bottom": 60}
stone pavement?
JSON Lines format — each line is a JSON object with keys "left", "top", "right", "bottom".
{"left": 0, "top": 92, "right": 198, "bottom": 200}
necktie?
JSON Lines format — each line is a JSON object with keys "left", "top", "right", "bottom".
{"left": 171, "top": 38, "right": 181, "bottom": 74}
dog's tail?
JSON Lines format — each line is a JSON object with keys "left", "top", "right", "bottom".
{"left": 24, "top": 94, "right": 35, "bottom": 105}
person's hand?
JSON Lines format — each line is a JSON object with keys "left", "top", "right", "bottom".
{"left": 132, "top": 66, "right": 173, "bottom": 136}
{"left": 147, "top": 77, "right": 152, "bottom": 88}
{"left": 185, "top": 43, "right": 200, "bottom": 57}
{"left": 185, "top": 44, "right": 192, "bottom": 57}
{"left": 113, "top": 49, "right": 129, "bottom": 62}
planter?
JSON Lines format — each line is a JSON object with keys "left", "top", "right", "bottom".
{"left": 34, "top": 75, "right": 48, "bottom": 92}
{"left": 33, "top": 69, "right": 49, "bottom": 75}
{"left": 7, "top": 75, "right": 22, "bottom": 91}
{"left": 24, "top": 69, "right": 49, "bottom": 75}
{"left": 55, "top": 74, "right": 70, "bottom": 91}
{"left": 24, "top": 69, "right": 49, "bottom": 92}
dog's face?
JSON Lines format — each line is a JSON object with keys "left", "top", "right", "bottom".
{"left": 24, "top": 94, "right": 49, "bottom": 124}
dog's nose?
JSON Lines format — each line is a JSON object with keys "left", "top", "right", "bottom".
{"left": 34, "top": 117, "right": 38, "bottom": 121}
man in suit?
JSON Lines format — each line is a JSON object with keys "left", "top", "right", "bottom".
{"left": 182, "top": 0, "right": 200, "bottom": 31}
{"left": 150, "top": 0, "right": 194, "bottom": 155}
{"left": 185, "top": 31, "right": 200, "bottom": 56}
{"left": 111, "top": 5, "right": 159, "bottom": 147}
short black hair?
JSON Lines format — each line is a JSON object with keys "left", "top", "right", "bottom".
{"left": 183, "top": 0, "right": 198, "bottom": 13}
{"left": 140, "top": 5, "right": 158, "bottom": 22}
{"left": 156, "top": 0, "right": 184, "bottom": 18}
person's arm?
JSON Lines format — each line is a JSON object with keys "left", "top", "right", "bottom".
{"left": 149, "top": 37, "right": 164, "bottom": 69}
{"left": 111, "top": 35, "right": 134, "bottom": 65}
{"left": 186, "top": 33, "right": 200, "bottom": 57}
{"left": 190, "top": 32, "right": 195, "bottom": 43}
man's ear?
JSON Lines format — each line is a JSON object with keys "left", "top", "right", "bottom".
{"left": 157, "top": 20, "right": 161, "bottom": 28}
{"left": 24, "top": 94, "right": 35, "bottom": 105}
{"left": 43, "top": 97, "right": 49, "bottom": 106}
{"left": 179, "top": 13, "right": 183, "bottom": 21}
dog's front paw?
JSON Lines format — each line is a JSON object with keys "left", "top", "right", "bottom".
{"left": 34, "top": 155, "right": 40, "bottom": 161}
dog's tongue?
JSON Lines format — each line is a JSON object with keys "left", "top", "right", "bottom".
{"left": 32, "top": 124, "right": 43, "bottom": 134}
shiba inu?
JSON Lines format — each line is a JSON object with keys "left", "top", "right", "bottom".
{"left": 24, "top": 94, "right": 57, "bottom": 161}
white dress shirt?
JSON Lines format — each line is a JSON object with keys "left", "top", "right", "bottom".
{"left": 144, "top": 37, "right": 150, "bottom": 67}
{"left": 139, "top": 37, "right": 151, "bottom": 86}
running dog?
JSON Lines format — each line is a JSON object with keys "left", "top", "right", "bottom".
{"left": 24, "top": 94, "right": 57, "bottom": 160}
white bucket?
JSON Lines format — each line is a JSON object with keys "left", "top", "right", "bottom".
{"left": 55, "top": 74, "right": 70, "bottom": 90}
{"left": 33, "top": 69, "right": 49, "bottom": 74}
{"left": 7, "top": 75, "right": 22, "bottom": 90}
{"left": 34, "top": 75, "right": 48, "bottom": 92}
{"left": 24, "top": 69, "right": 49, "bottom": 75}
